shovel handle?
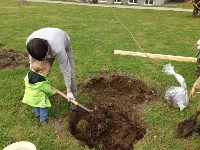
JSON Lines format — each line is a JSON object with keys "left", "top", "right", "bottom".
{"left": 53, "top": 87, "right": 93, "bottom": 112}
{"left": 53, "top": 88, "right": 78, "bottom": 105}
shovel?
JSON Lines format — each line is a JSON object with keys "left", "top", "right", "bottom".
{"left": 55, "top": 89, "right": 93, "bottom": 112}
{"left": 177, "top": 112, "right": 199, "bottom": 137}
{"left": 177, "top": 111, "right": 200, "bottom": 137}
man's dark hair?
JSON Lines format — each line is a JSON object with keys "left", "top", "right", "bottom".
{"left": 27, "top": 38, "right": 49, "bottom": 61}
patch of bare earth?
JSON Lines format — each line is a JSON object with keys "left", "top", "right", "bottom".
{"left": 0, "top": 48, "right": 29, "bottom": 69}
{"left": 69, "top": 70, "right": 160, "bottom": 150}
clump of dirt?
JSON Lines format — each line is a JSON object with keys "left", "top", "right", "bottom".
{"left": 0, "top": 48, "right": 29, "bottom": 69}
{"left": 69, "top": 70, "right": 160, "bottom": 150}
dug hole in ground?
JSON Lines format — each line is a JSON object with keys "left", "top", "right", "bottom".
{"left": 69, "top": 70, "right": 160, "bottom": 150}
{"left": 0, "top": 48, "right": 160, "bottom": 150}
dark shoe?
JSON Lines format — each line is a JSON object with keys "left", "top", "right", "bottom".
{"left": 37, "top": 119, "right": 49, "bottom": 127}
{"left": 34, "top": 114, "right": 40, "bottom": 118}
{"left": 70, "top": 103, "right": 77, "bottom": 111}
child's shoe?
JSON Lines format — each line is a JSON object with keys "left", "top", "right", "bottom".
{"left": 34, "top": 114, "right": 40, "bottom": 118}
{"left": 37, "top": 119, "right": 49, "bottom": 127}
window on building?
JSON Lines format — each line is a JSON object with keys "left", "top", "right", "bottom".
{"left": 99, "top": 0, "right": 106, "bottom": 2}
{"left": 145, "top": 0, "right": 154, "bottom": 5}
{"left": 114, "top": 0, "right": 121, "bottom": 4}
{"left": 129, "top": 0, "right": 137, "bottom": 4}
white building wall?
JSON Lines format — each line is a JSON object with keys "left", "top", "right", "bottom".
{"left": 101, "top": 0, "right": 169, "bottom": 6}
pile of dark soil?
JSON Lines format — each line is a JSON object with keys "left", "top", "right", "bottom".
{"left": 0, "top": 48, "right": 29, "bottom": 69}
{"left": 69, "top": 70, "right": 160, "bottom": 150}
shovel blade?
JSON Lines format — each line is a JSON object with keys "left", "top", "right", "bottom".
{"left": 177, "top": 114, "right": 198, "bottom": 137}
{"left": 77, "top": 103, "right": 93, "bottom": 112}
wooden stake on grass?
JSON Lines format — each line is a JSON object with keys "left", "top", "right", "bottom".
{"left": 114, "top": 50, "right": 197, "bottom": 63}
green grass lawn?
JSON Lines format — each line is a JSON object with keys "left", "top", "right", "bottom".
{"left": 0, "top": 0, "right": 200, "bottom": 149}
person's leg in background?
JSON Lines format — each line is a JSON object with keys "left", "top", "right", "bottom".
{"left": 196, "top": 58, "right": 200, "bottom": 78}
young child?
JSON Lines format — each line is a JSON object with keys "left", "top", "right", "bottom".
{"left": 22, "top": 60, "right": 57, "bottom": 125}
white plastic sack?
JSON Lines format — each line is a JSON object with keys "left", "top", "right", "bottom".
{"left": 162, "top": 63, "right": 189, "bottom": 111}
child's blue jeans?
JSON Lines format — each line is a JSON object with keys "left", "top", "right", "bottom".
{"left": 34, "top": 107, "right": 48, "bottom": 122}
